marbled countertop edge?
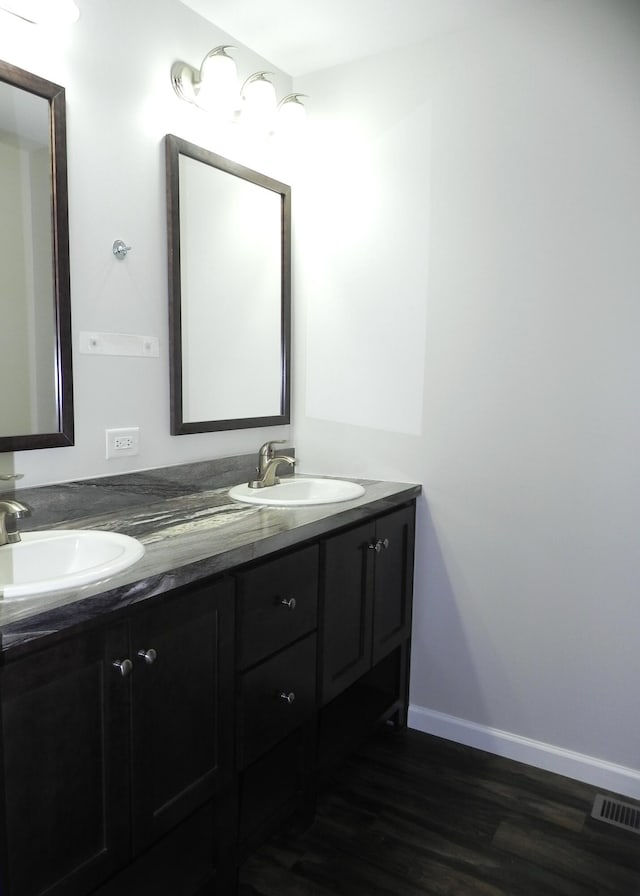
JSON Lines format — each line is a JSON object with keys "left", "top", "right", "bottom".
{"left": 0, "top": 457, "right": 420, "bottom": 659}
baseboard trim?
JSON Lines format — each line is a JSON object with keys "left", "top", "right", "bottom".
{"left": 408, "top": 704, "right": 640, "bottom": 800}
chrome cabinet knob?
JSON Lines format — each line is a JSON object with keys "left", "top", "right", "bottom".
{"left": 278, "top": 691, "right": 296, "bottom": 704}
{"left": 279, "top": 597, "right": 297, "bottom": 611}
{"left": 112, "top": 658, "right": 133, "bottom": 677}
{"left": 369, "top": 538, "right": 390, "bottom": 553}
{"left": 137, "top": 648, "right": 157, "bottom": 665}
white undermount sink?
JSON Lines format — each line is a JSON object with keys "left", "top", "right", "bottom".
{"left": 0, "top": 530, "right": 145, "bottom": 599}
{"left": 228, "top": 477, "right": 365, "bottom": 507}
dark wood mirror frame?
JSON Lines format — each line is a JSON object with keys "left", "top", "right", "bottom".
{"left": 166, "top": 134, "right": 291, "bottom": 435}
{"left": 0, "top": 60, "right": 74, "bottom": 452}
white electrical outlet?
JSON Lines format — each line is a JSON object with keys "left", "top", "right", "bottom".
{"left": 106, "top": 427, "right": 139, "bottom": 459}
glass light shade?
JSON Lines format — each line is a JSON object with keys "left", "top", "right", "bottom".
{"left": 197, "top": 47, "right": 239, "bottom": 116}
{"left": 277, "top": 94, "right": 307, "bottom": 135}
{"left": 242, "top": 72, "right": 277, "bottom": 132}
{"left": 59, "top": 0, "right": 80, "bottom": 22}
{"left": 0, "top": 0, "right": 80, "bottom": 23}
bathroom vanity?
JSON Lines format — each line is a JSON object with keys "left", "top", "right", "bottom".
{"left": 0, "top": 459, "right": 419, "bottom": 896}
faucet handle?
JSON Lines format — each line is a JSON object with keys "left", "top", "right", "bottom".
{"left": 0, "top": 499, "right": 31, "bottom": 546}
{"left": 259, "top": 440, "right": 286, "bottom": 457}
{"left": 257, "top": 440, "right": 286, "bottom": 474}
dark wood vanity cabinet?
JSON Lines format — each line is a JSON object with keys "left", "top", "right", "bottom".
{"left": 0, "top": 579, "right": 234, "bottom": 896}
{"left": 0, "top": 623, "right": 131, "bottom": 896}
{"left": 320, "top": 504, "right": 415, "bottom": 705}
{"left": 318, "top": 505, "right": 416, "bottom": 769}
{"left": 128, "top": 583, "right": 234, "bottom": 855}
{"left": 235, "top": 546, "right": 319, "bottom": 847}
{"left": 233, "top": 504, "right": 416, "bottom": 850}
{"left": 0, "top": 498, "right": 416, "bottom": 896}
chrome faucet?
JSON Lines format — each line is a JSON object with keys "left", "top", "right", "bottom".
{"left": 256, "top": 440, "right": 286, "bottom": 477}
{"left": 249, "top": 441, "right": 296, "bottom": 489}
{"left": 0, "top": 499, "right": 31, "bottom": 546}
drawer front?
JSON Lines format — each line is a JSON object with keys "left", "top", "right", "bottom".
{"left": 237, "top": 545, "right": 319, "bottom": 670}
{"left": 237, "top": 634, "right": 316, "bottom": 769}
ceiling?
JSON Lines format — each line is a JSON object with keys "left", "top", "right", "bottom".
{"left": 179, "top": 0, "right": 548, "bottom": 77}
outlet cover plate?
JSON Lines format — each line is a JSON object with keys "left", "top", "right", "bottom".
{"left": 106, "top": 427, "right": 139, "bottom": 459}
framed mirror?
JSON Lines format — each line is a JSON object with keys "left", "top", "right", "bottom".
{"left": 166, "top": 134, "right": 291, "bottom": 434}
{"left": 0, "top": 60, "right": 73, "bottom": 451}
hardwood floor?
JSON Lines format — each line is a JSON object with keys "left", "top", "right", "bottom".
{"left": 239, "top": 727, "right": 640, "bottom": 896}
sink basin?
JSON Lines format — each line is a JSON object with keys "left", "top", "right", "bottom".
{"left": 0, "top": 530, "right": 145, "bottom": 599}
{"left": 229, "top": 477, "right": 365, "bottom": 507}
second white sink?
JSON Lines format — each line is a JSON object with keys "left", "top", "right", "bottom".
{"left": 0, "top": 529, "right": 145, "bottom": 599}
{"left": 229, "top": 477, "right": 365, "bottom": 507}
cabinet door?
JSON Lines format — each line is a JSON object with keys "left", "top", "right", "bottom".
{"left": 129, "top": 578, "right": 234, "bottom": 854}
{"left": 320, "top": 521, "right": 376, "bottom": 705}
{"left": 1, "top": 624, "right": 130, "bottom": 896}
{"left": 372, "top": 505, "right": 416, "bottom": 665}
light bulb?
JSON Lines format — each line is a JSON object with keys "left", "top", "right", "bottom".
{"left": 197, "top": 46, "right": 239, "bottom": 117}
{"left": 241, "top": 72, "right": 277, "bottom": 133}
{"left": 277, "top": 94, "right": 307, "bottom": 136}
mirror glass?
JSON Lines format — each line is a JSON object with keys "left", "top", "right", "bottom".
{"left": 0, "top": 61, "right": 73, "bottom": 451}
{"left": 166, "top": 135, "right": 291, "bottom": 434}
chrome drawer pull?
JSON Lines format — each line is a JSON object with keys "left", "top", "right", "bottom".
{"left": 278, "top": 691, "right": 296, "bottom": 704}
{"left": 112, "top": 658, "right": 133, "bottom": 677}
{"left": 137, "top": 648, "right": 157, "bottom": 665}
{"left": 279, "top": 597, "right": 297, "bottom": 610}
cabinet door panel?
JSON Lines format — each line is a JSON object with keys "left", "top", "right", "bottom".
{"left": 1, "top": 624, "right": 130, "bottom": 896}
{"left": 320, "top": 522, "right": 375, "bottom": 705}
{"left": 130, "top": 578, "right": 234, "bottom": 853}
{"left": 89, "top": 803, "right": 216, "bottom": 896}
{"left": 372, "top": 505, "right": 416, "bottom": 665}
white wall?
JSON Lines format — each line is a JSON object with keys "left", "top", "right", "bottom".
{"left": 0, "top": 0, "right": 294, "bottom": 485}
{"left": 293, "top": 0, "right": 640, "bottom": 794}
{"left": 3, "top": 0, "right": 640, "bottom": 795}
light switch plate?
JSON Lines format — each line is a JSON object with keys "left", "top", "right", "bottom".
{"left": 80, "top": 331, "right": 159, "bottom": 357}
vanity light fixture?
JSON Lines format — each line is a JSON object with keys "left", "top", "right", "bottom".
{"left": 0, "top": 0, "right": 80, "bottom": 23}
{"left": 171, "top": 47, "right": 308, "bottom": 135}
{"left": 277, "top": 93, "right": 308, "bottom": 133}
{"left": 171, "top": 46, "right": 240, "bottom": 117}
{"left": 240, "top": 71, "right": 277, "bottom": 131}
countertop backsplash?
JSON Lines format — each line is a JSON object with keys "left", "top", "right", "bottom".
{"left": 1, "top": 453, "right": 271, "bottom": 530}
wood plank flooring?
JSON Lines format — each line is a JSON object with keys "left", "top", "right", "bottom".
{"left": 239, "top": 727, "right": 640, "bottom": 896}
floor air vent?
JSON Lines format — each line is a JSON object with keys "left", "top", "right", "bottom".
{"left": 591, "top": 794, "right": 640, "bottom": 834}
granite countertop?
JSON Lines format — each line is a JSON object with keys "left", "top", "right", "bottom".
{"left": 0, "top": 456, "right": 420, "bottom": 659}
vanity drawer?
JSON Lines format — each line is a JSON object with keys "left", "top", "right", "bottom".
{"left": 236, "top": 545, "right": 319, "bottom": 670}
{"left": 237, "top": 634, "right": 316, "bottom": 769}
